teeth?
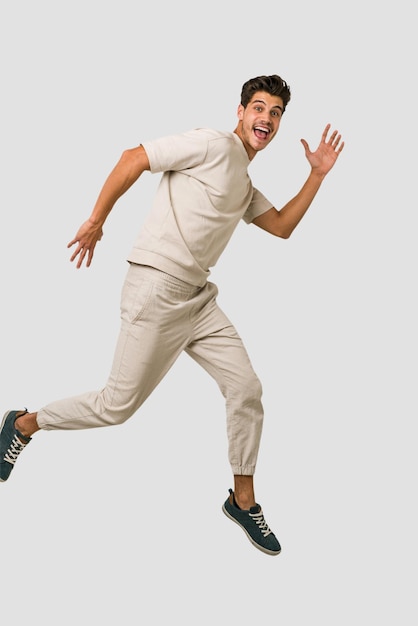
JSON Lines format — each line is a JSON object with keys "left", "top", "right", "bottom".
{"left": 255, "top": 126, "right": 269, "bottom": 133}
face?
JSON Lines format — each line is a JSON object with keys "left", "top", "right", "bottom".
{"left": 235, "top": 91, "right": 284, "bottom": 160}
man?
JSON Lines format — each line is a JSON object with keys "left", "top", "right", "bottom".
{"left": 0, "top": 75, "right": 344, "bottom": 555}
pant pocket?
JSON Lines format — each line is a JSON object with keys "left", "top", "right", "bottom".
{"left": 120, "top": 266, "right": 155, "bottom": 324}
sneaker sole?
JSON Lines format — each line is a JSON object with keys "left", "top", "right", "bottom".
{"left": 1, "top": 410, "right": 12, "bottom": 432}
{"left": 222, "top": 504, "right": 281, "bottom": 556}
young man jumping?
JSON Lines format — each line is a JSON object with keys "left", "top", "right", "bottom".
{"left": 1, "top": 74, "right": 344, "bottom": 555}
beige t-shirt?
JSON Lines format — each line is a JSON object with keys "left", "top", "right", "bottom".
{"left": 127, "top": 128, "right": 273, "bottom": 286}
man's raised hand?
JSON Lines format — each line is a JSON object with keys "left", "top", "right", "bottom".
{"left": 300, "top": 124, "right": 344, "bottom": 177}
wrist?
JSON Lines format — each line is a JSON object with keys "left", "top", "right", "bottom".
{"left": 88, "top": 215, "right": 105, "bottom": 228}
{"left": 310, "top": 168, "right": 326, "bottom": 180}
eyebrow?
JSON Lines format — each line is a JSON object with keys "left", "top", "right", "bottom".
{"left": 253, "top": 98, "right": 284, "bottom": 113}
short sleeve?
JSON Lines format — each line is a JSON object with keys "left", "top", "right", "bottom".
{"left": 242, "top": 188, "right": 273, "bottom": 224}
{"left": 142, "top": 130, "right": 208, "bottom": 173}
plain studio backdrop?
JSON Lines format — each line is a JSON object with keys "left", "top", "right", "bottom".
{"left": 0, "top": 2, "right": 416, "bottom": 625}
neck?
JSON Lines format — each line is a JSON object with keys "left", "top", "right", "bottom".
{"left": 233, "top": 124, "right": 256, "bottom": 161}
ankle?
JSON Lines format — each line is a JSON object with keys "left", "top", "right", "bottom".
{"left": 233, "top": 475, "right": 256, "bottom": 509}
{"left": 233, "top": 494, "right": 256, "bottom": 510}
{"left": 15, "top": 412, "right": 39, "bottom": 438}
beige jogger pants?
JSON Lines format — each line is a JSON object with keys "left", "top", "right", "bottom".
{"left": 37, "top": 264, "right": 264, "bottom": 475}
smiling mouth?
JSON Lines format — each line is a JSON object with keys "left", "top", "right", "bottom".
{"left": 254, "top": 126, "right": 270, "bottom": 140}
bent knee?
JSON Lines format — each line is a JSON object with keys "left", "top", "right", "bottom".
{"left": 96, "top": 390, "right": 139, "bottom": 426}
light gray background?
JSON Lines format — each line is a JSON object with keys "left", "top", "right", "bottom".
{"left": 1, "top": 1, "right": 416, "bottom": 624}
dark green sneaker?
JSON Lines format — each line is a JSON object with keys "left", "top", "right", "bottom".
{"left": 222, "top": 488, "right": 281, "bottom": 556}
{"left": 0, "top": 410, "right": 31, "bottom": 482}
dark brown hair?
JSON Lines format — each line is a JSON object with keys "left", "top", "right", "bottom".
{"left": 241, "top": 75, "right": 291, "bottom": 112}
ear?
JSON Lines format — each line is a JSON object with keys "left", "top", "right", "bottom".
{"left": 237, "top": 103, "right": 244, "bottom": 121}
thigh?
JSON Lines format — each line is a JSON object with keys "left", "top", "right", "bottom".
{"left": 108, "top": 265, "right": 194, "bottom": 403}
{"left": 186, "top": 292, "right": 261, "bottom": 395}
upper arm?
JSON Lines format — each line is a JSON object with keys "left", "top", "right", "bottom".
{"left": 252, "top": 207, "right": 284, "bottom": 237}
{"left": 123, "top": 144, "right": 151, "bottom": 174}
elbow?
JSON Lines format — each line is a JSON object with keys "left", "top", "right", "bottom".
{"left": 275, "top": 227, "right": 293, "bottom": 240}
{"left": 121, "top": 145, "right": 149, "bottom": 168}
{"left": 119, "top": 145, "right": 150, "bottom": 175}
{"left": 120, "top": 148, "right": 137, "bottom": 164}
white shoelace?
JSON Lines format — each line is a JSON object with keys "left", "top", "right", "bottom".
{"left": 4, "top": 434, "right": 27, "bottom": 465}
{"left": 249, "top": 509, "right": 272, "bottom": 537}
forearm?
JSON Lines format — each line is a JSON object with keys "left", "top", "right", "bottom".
{"left": 277, "top": 170, "right": 326, "bottom": 236}
{"left": 253, "top": 170, "right": 326, "bottom": 238}
{"left": 89, "top": 146, "right": 149, "bottom": 226}
{"left": 67, "top": 145, "right": 150, "bottom": 269}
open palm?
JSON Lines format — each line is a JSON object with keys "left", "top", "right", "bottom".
{"left": 300, "top": 124, "right": 344, "bottom": 176}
